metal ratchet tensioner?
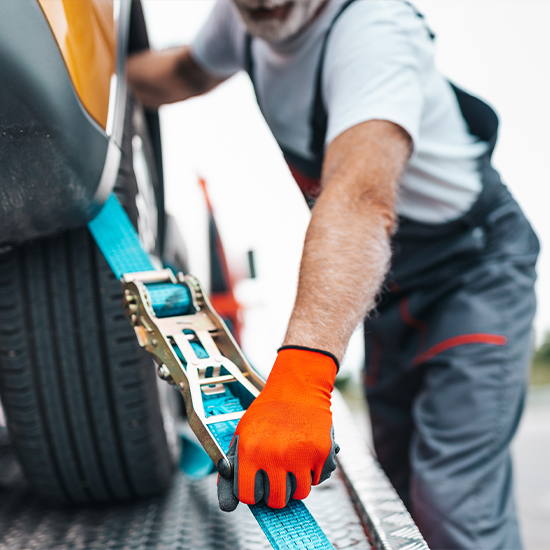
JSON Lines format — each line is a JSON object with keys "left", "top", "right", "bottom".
{"left": 89, "top": 195, "right": 337, "bottom": 548}
{"left": 121, "top": 269, "right": 265, "bottom": 477}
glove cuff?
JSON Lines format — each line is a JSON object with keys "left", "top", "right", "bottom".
{"left": 277, "top": 345, "right": 340, "bottom": 373}
{"left": 263, "top": 346, "right": 338, "bottom": 407}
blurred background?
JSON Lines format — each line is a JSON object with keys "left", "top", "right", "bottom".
{"left": 141, "top": 2, "right": 549, "bottom": 548}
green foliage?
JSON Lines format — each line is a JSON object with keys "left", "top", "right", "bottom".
{"left": 533, "top": 331, "right": 550, "bottom": 363}
{"left": 531, "top": 332, "right": 550, "bottom": 386}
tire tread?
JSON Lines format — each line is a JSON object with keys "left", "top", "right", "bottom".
{"left": 0, "top": 228, "right": 172, "bottom": 504}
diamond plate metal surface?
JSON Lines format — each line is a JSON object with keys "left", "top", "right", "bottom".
{"left": 332, "top": 392, "right": 430, "bottom": 550}
{"left": 0, "top": 437, "right": 370, "bottom": 550}
{"left": 0, "top": 392, "right": 429, "bottom": 550}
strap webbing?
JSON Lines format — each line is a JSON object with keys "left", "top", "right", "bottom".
{"left": 88, "top": 193, "right": 334, "bottom": 550}
{"left": 89, "top": 195, "right": 191, "bottom": 317}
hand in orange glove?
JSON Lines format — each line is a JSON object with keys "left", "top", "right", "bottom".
{"left": 217, "top": 346, "right": 339, "bottom": 511}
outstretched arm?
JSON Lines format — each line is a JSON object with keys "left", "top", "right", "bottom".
{"left": 126, "top": 46, "right": 227, "bottom": 109}
{"left": 283, "top": 119, "right": 411, "bottom": 360}
{"left": 217, "top": 119, "right": 411, "bottom": 511}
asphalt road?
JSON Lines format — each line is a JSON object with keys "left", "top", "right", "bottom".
{"left": 513, "top": 386, "right": 550, "bottom": 550}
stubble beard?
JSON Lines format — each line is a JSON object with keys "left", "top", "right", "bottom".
{"left": 231, "top": 0, "right": 328, "bottom": 42}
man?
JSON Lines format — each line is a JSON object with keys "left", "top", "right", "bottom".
{"left": 127, "top": 1, "right": 539, "bottom": 548}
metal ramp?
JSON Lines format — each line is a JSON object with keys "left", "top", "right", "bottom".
{"left": 0, "top": 392, "right": 429, "bottom": 550}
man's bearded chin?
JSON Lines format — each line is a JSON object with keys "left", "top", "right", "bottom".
{"left": 232, "top": 0, "right": 327, "bottom": 42}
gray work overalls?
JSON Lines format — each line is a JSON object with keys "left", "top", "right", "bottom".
{"left": 246, "top": 2, "right": 539, "bottom": 548}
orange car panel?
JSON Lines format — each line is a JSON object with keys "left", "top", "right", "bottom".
{"left": 37, "top": 0, "right": 116, "bottom": 130}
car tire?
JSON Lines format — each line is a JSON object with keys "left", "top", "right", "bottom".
{"left": 0, "top": 97, "right": 176, "bottom": 505}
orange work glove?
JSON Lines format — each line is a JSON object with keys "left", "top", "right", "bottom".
{"left": 217, "top": 346, "right": 339, "bottom": 511}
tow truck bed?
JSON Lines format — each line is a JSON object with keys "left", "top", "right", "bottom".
{"left": 0, "top": 393, "right": 428, "bottom": 550}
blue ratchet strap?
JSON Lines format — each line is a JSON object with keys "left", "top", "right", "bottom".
{"left": 89, "top": 195, "right": 191, "bottom": 316}
{"left": 88, "top": 193, "right": 335, "bottom": 550}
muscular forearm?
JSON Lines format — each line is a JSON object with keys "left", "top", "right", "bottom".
{"left": 127, "top": 46, "right": 226, "bottom": 108}
{"left": 216, "top": 123, "right": 409, "bottom": 511}
{"left": 283, "top": 120, "right": 410, "bottom": 362}
{"left": 283, "top": 185, "right": 393, "bottom": 361}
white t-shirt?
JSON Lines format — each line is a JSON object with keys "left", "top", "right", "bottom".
{"left": 192, "top": 0, "right": 490, "bottom": 223}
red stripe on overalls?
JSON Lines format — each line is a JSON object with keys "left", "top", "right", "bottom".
{"left": 394, "top": 285, "right": 507, "bottom": 368}
{"left": 412, "top": 333, "right": 508, "bottom": 367}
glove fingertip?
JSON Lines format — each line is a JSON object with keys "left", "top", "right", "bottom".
{"left": 254, "top": 469, "right": 267, "bottom": 504}
{"left": 219, "top": 497, "right": 239, "bottom": 512}
{"left": 285, "top": 472, "right": 297, "bottom": 506}
{"left": 218, "top": 477, "right": 239, "bottom": 512}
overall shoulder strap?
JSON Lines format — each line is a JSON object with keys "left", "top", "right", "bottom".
{"left": 309, "top": 0, "right": 358, "bottom": 161}
{"left": 244, "top": 33, "right": 254, "bottom": 81}
{"left": 309, "top": 0, "right": 435, "bottom": 161}
{"left": 450, "top": 84, "right": 499, "bottom": 153}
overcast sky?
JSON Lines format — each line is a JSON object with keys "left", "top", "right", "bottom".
{"left": 141, "top": 0, "right": 550, "bottom": 375}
